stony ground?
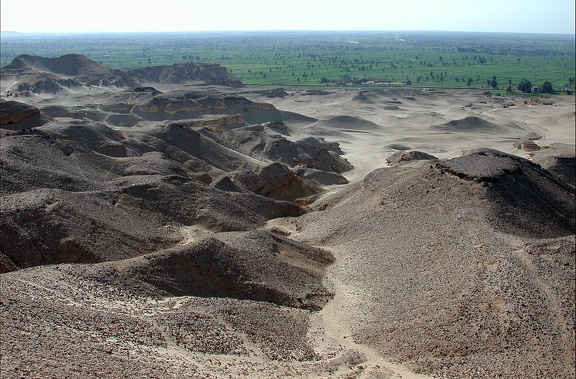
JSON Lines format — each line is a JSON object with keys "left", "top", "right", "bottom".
{"left": 1, "top": 72, "right": 574, "bottom": 378}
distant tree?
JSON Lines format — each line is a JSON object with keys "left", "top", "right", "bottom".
{"left": 541, "top": 81, "right": 553, "bottom": 94}
{"left": 490, "top": 75, "right": 498, "bottom": 89}
{"left": 518, "top": 80, "right": 533, "bottom": 93}
{"left": 320, "top": 77, "right": 329, "bottom": 84}
{"left": 467, "top": 78, "right": 473, "bottom": 86}
{"left": 506, "top": 85, "right": 513, "bottom": 93}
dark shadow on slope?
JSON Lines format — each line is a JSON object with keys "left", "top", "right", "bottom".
{"left": 437, "top": 148, "right": 575, "bottom": 238}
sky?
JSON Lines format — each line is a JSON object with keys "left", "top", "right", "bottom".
{"left": 1, "top": 0, "right": 574, "bottom": 34}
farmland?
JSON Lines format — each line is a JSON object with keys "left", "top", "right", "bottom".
{"left": 1, "top": 31, "right": 574, "bottom": 91}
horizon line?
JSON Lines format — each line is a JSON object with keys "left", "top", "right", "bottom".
{"left": 1, "top": 29, "right": 575, "bottom": 36}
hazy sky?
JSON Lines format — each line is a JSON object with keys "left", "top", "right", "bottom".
{"left": 1, "top": 0, "right": 574, "bottom": 34}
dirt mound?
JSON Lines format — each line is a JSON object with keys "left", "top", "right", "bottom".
{"left": 295, "top": 148, "right": 575, "bottom": 378}
{"left": 297, "top": 168, "right": 350, "bottom": 185}
{"left": 231, "top": 162, "right": 323, "bottom": 202}
{"left": 3, "top": 54, "right": 109, "bottom": 76}
{"left": 1, "top": 54, "right": 136, "bottom": 92}
{"left": 434, "top": 116, "right": 508, "bottom": 133}
{"left": 539, "top": 155, "right": 575, "bottom": 187}
{"left": 533, "top": 145, "right": 576, "bottom": 188}
{"left": 126, "top": 62, "right": 244, "bottom": 88}
{"left": 437, "top": 148, "right": 574, "bottom": 238}
{"left": 1, "top": 54, "right": 244, "bottom": 94}
{"left": 0, "top": 187, "right": 179, "bottom": 272}
{"left": 198, "top": 124, "right": 352, "bottom": 178}
{"left": 0, "top": 119, "right": 311, "bottom": 271}
{"left": 352, "top": 91, "right": 375, "bottom": 103}
{"left": 81, "top": 231, "right": 333, "bottom": 309}
{"left": 310, "top": 115, "right": 381, "bottom": 132}
{"left": 1, "top": 262, "right": 322, "bottom": 376}
{"left": 386, "top": 150, "right": 438, "bottom": 166}
{"left": 259, "top": 88, "right": 290, "bottom": 98}
{"left": 133, "top": 91, "right": 281, "bottom": 125}
{"left": 0, "top": 100, "right": 50, "bottom": 129}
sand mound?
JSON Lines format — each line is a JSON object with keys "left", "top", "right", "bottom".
{"left": 0, "top": 117, "right": 319, "bottom": 271}
{"left": 3, "top": 54, "right": 110, "bottom": 77}
{"left": 0, "top": 99, "right": 50, "bottom": 129}
{"left": 437, "top": 148, "right": 574, "bottom": 238}
{"left": 310, "top": 115, "right": 382, "bottom": 132}
{"left": 1, "top": 54, "right": 245, "bottom": 95}
{"left": 231, "top": 162, "right": 323, "bottom": 202}
{"left": 78, "top": 231, "right": 333, "bottom": 309}
{"left": 293, "top": 148, "right": 574, "bottom": 378}
{"left": 278, "top": 109, "right": 318, "bottom": 125}
{"left": 386, "top": 150, "right": 438, "bottom": 166}
{"left": 1, "top": 265, "right": 323, "bottom": 375}
{"left": 127, "top": 62, "right": 244, "bottom": 88}
{"left": 434, "top": 116, "right": 509, "bottom": 133}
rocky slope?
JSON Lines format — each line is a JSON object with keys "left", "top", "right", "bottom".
{"left": 291, "top": 148, "right": 575, "bottom": 378}
{"left": 0, "top": 57, "right": 574, "bottom": 378}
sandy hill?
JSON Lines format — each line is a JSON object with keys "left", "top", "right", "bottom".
{"left": 1, "top": 54, "right": 244, "bottom": 96}
{"left": 127, "top": 62, "right": 244, "bottom": 88}
{"left": 1, "top": 54, "right": 137, "bottom": 92}
{"left": 2, "top": 54, "right": 111, "bottom": 77}
{"left": 291, "top": 148, "right": 574, "bottom": 378}
{"left": 434, "top": 115, "right": 520, "bottom": 133}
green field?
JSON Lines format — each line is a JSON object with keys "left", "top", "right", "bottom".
{"left": 1, "top": 31, "right": 574, "bottom": 91}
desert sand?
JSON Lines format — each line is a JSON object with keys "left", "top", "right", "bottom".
{"left": 1, "top": 55, "right": 575, "bottom": 378}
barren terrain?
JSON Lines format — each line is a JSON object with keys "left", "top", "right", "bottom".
{"left": 1, "top": 55, "right": 574, "bottom": 378}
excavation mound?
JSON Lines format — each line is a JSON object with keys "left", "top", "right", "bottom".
{"left": 1, "top": 54, "right": 245, "bottom": 95}
{"left": 0, "top": 118, "right": 315, "bottom": 271}
{"left": 310, "top": 115, "right": 381, "bottom": 131}
{"left": 437, "top": 148, "right": 574, "bottom": 238}
{"left": 294, "top": 148, "right": 575, "bottom": 378}
{"left": 386, "top": 150, "right": 438, "bottom": 166}
{"left": 127, "top": 62, "right": 244, "bottom": 88}
{"left": 434, "top": 116, "right": 509, "bottom": 133}
{"left": 80, "top": 231, "right": 333, "bottom": 309}
{"left": 3, "top": 54, "right": 111, "bottom": 76}
{"left": 0, "top": 100, "right": 50, "bottom": 129}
